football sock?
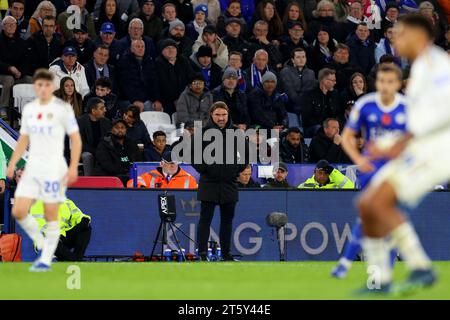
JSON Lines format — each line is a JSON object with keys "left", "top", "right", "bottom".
{"left": 17, "top": 214, "right": 44, "bottom": 250}
{"left": 362, "top": 237, "right": 392, "bottom": 285}
{"left": 389, "top": 222, "right": 432, "bottom": 270}
{"left": 39, "top": 221, "right": 60, "bottom": 266}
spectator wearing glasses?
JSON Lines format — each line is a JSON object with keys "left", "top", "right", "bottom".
{"left": 300, "top": 68, "right": 341, "bottom": 138}
{"left": 0, "top": 0, "right": 30, "bottom": 40}
{"left": 117, "top": 17, "right": 156, "bottom": 59}
{"left": 26, "top": 15, "right": 63, "bottom": 73}
{"left": 0, "top": 16, "right": 32, "bottom": 119}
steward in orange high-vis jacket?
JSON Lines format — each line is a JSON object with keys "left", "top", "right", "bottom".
{"left": 127, "top": 151, "right": 198, "bottom": 189}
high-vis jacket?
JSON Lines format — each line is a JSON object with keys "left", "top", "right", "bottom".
{"left": 30, "top": 199, "right": 91, "bottom": 237}
{"left": 298, "top": 169, "right": 355, "bottom": 189}
{"left": 127, "top": 167, "right": 198, "bottom": 189}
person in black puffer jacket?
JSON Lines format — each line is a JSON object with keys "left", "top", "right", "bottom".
{"left": 279, "top": 127, "right": 310, "bottom": 163}
{"left": 94, "top": 119, "right": 142, "bottom": 185}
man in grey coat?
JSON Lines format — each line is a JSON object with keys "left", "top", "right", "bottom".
{"left": 176, "top": 73, "right": 214, "bottom": 127}
{"left": 279, "top": 48, "right": 316, "bottom": 115}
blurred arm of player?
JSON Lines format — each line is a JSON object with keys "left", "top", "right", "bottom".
{"left": 6, "top": 134, "right": 29, "bottom": 180}
{"left": 68, "top": 132, "right": 82, "bottom": 186}
{"left": 367, "top": 132, "right": 414, "bottom": 160}
{"left": 341, "top": 127, "right": 375, "bottom": 173}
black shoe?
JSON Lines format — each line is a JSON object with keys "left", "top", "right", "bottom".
{"left": 198, "top": 252, "right": 209, "bottom": 261}
{"left": 221, "top": 253, "right": 239, "bottom": 261}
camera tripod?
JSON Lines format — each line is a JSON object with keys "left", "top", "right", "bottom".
{"left": 150, "top": 215, "right": 196, "bottom": 261}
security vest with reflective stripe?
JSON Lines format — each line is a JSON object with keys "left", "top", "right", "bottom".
{"left": 126, "top": 167, "right": 198, "bottom": 189}
{"left": 297, "top": 169, "right": 355, "bottom": 189}
{"left": 29, "top": 199, "right": 91, "bottom": 237}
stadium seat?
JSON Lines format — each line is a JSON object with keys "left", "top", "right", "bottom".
{"left": 140, "top": 111, "right": 172, "bottom": 125}
{"left": 287, "top": 112, "right": 300, "bottom": 128}
{"left": 171, "top": 112, "right": 177, "bottom": 125}
{"left": 70, "top": 176, "right": 124, "bottom": 188}
{"left": 13, "top": 84, "right": 36, "bottom": 114}
{"left": 140, "top": 111, "right": 176, "bottom": 142}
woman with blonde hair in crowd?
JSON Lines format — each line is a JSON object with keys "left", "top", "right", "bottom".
{"left": 307, "top": 0, "right": 345, "bottom": 43}
{"left": 29, "top": 1, "right": 57, "bottom": 34}
{"left": 419, "top": 1, "right": 447, "bottom": 43}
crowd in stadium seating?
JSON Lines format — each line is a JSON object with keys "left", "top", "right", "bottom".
{"left": 0, "top": 0, "right": 449, "bottom": 185}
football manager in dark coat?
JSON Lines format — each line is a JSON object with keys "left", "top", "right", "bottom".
{"left": 190, "top": 101, "right": 248, "bottom": 261}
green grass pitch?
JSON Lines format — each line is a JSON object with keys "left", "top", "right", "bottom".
{"left": 1, "top": 261, "right": 449, "bottom": 299}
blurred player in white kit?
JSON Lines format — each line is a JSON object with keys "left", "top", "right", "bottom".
{"left": 357, "top": 14, "right": 450, "bottom": 294}
{"left": 6, "top": 69, "right": 82, "bottom": 272}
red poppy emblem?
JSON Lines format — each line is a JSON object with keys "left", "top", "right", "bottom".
{"left": 37, "top": 113, "right": 42, "bottom": 120}
{"left": 381, "top": 113, "right": 391, "bottom": 126}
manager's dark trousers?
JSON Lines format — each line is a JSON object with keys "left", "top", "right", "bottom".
{"left": 197, "top": 201, "right": 236, "bottom": 255}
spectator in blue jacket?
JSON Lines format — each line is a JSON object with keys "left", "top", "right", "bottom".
{"left": 247, "top": 71, "right": 288, "bottom": 130}
{"left": 117, "top": 39, "right": 162, "bottom": 112}
{"left": 346, "top": 22, "right": 376, "bottom": 74}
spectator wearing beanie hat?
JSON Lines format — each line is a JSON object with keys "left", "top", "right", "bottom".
{"left": 155, "top": 39, "right": 195, "bottom": 115}
{"left": 190, "top": 45, "right": 223, "bottom": 89}
{"left": 186, "top": 4, "right": 210, "bottom": 41}
{"left": 247, "top": 71, "right": 288, "bottom": 130}
{"left": 162, "top": 18, "right": 193, "bottom": 58}
{"left": 191, "top": 0, "right": 221, "bottom": 25}
{"left": 192, "top": 24, "right": 229, "bottom": 69}
{"left": 211, "top": 67, "right": 250, "bottom": 129}
{"left": 176, "top": 72, "right": 214, "bottom": 126}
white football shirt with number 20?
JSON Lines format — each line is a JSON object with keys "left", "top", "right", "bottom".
{"left": 20, "top": 96, "right": 79, "bottom": 178}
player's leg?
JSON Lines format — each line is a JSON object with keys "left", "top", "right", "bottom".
{"left": 12, "top": 197, "right": 44, "bottom": 250}
{"left": 331, "top": 220, "right": 363, "bottom": 278}
{"left": 357, "top": 182, "right": 403, "bottom": 291}
{"left": 37, "top": 202, "right": 62, "bottom": 266}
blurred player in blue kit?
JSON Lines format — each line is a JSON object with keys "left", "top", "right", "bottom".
{"left": 331, "top": 63, "right": 407, "bottom": 279}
